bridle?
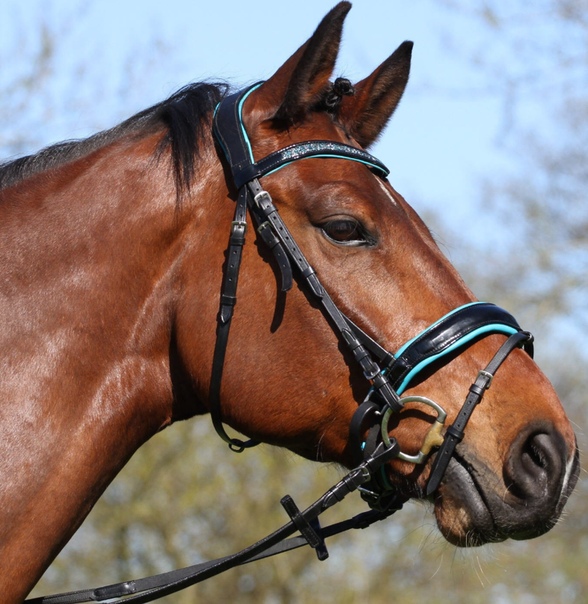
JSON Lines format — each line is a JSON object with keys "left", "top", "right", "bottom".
{"left": 28, "top": 84, "right": 534, "bottom": 603}
{"left": 208, "top": 82, "right": 534, "bottom": 499}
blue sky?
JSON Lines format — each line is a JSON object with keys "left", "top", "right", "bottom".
{"left": 2, "top": 1, "right": 516, "bottom": 236}
{"left": 6, "top": 1, "right": 584, "bottom": 345}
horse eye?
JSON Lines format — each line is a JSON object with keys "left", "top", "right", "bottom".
{"left": 321, "top": 219, "right": 371, "bottom": 246}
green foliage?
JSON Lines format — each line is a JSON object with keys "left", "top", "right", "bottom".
{"left": 30, "top": 418, "right": 586, "bottom": 603}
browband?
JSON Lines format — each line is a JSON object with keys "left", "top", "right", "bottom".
{"left": 213, "top": 83, "right": 390, "bottom": 188}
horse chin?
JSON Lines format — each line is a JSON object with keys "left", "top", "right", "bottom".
{"left": 431, "top": 456, "right": 563, "bottom": 547}
{"left": 432, "top": 457, "right": 499, "bottom": 547}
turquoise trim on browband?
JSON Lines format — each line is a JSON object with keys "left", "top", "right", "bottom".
{"left": 221, "top": 81, "right": 390, "bottom": 180}
{"left": 395, "top": 323, "right": 518, "bottom": 395}
{"left": 263, "top": 155, "right": 390, "bottom": 179}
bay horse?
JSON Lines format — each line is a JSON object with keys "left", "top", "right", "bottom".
{"left": 0, "top": 3, "right": 578, "bottom": 602}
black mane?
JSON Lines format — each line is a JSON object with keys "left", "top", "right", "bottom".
{"left": 0, "top": 82, "right": 228, "bottom": 192}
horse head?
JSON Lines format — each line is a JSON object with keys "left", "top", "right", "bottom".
{"left": 174, "top": 1, "right": 578, "bottom": 547}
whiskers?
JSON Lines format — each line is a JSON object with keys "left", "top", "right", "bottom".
{"left": 409, "top": 503, "right": 501, "bottom": 590}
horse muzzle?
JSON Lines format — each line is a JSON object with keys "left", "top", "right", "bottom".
{"left": 433, "top": 423, "right": 580, "bottom": 546}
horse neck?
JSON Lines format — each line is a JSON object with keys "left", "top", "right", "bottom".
{"left": 0, "top": 132, "right": 215, "bottom": 601}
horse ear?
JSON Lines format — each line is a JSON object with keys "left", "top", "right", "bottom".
{"left": 339, "top": 41, "right": 413, "bottom": 148}
{"left": 246, "top": 1, "right": 351, "bottom": 124}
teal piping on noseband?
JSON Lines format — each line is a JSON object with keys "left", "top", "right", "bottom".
{"left": 395, "top": 322, "right": 518, "bottom": 395}
{"left": 394, "top": 301, "right": 482, "bottom": 358}
{"left": 392, "top": 301, "right": 519, "bottom": 395}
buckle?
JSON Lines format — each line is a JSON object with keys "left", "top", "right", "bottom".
{"left": 477, "top": 369, "right": 494, "bottom": 389}
{"left": 229, "top": 220, "right": 247, "bottom": 245}
{"left": 253, "top": 190, "right": 272, "bottom": 210}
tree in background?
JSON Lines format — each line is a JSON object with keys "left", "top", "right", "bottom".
{"left": 440, "top": 1, "right": 587, "bottom": 337}
{"left": 434, "top": 3, "right": 588, "bottom": 600}
{"left": 4, "top": 2, "right": 586, "bottom": 602}
{"left": 439, "top": 0, "right": 587, "bottom": 472}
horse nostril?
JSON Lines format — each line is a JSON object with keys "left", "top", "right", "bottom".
{"left": 523, "top": 434, "right": 550, "bottom": 471}
{"left": 505, "top": 426, "right": 566, "bottom": 503}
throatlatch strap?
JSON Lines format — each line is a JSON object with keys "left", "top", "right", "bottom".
{"left": 208, "top": 187, "right": 258, "bottom": 451}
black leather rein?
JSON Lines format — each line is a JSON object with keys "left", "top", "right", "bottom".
{"left": 27, "top": 84, "right": 534, "bottom": 603}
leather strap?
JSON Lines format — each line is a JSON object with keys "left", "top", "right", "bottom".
{"left": 213, "top": 85, "right": 260, "bottom": 181}
{"left": 233, "top": 140, "right": 389, "bottom": 188}
{"left": 386, "top": 302, "right": 534, "bottom": 394}
{"left": 425, "top": 330, "right": 534, "bottom": 495}
{"left": 247, "top": 178, "right": 404, "bottom": 416}
{"left": 213, "top": 84, "right": 389, "bottom": 189}
{"left": 27, "top": 438, "right": 403, "bottom": 604}
{"left": 209, "top": 187, "right": 258, "bottom": 451}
